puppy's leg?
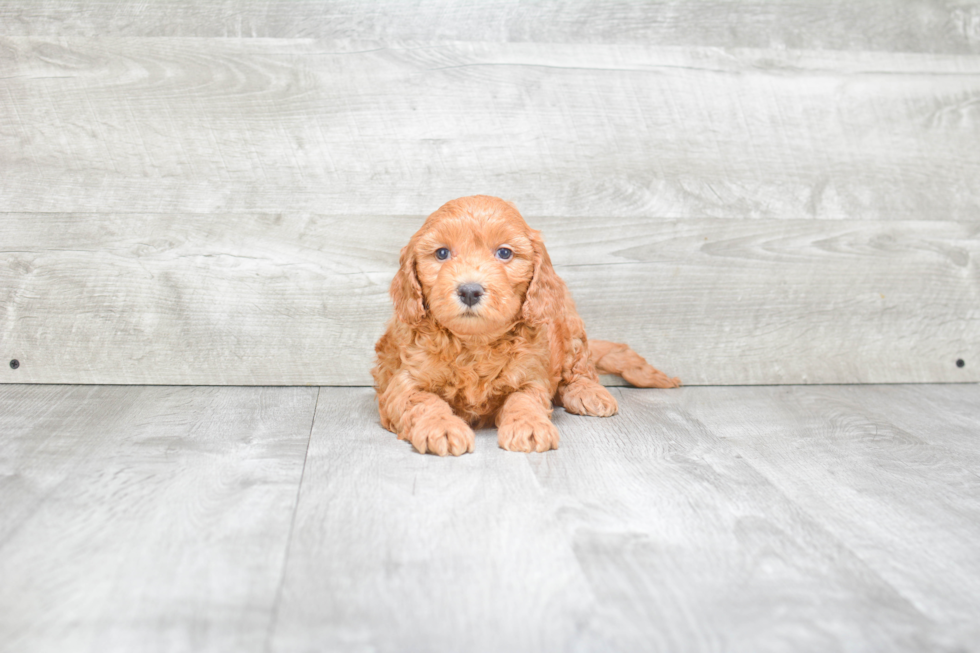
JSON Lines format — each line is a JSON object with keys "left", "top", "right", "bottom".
{"left": 558, "top": 377, "right": 618, "bottom": 417}
{"left": 496, "top": 385, "right": 559, "bottom": 453}
{"left": 556, "top": 326, "right": 618, "bottom": 417}
{"left": 379, "top": 371, "right": 474, "bottom": 456}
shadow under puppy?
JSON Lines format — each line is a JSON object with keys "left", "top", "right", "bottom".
{"left": 373, "top": 195, "right": 680, "bottom": 456}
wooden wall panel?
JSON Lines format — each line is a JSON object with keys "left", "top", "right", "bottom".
{"left": 1, "top": 1, "right": 979, "bottom": 54}
{"left": 2, "top": 213, "right": 976, "bottom": 385}
{"left": 1, "top": 2, "right": 977, "bottom": 385}
{"left": 1, "top": 38, "right": 979, "bottom": 219}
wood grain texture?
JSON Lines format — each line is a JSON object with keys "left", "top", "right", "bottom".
{"left": 269, "top": 388, "right": 600, "bottom": 653}
{"left": 848, "top": 384, "right": 980, "bottom": 459}
{"left": 269, "top": 385, "right": 980, "bottom": 652}
{"left": 2, "top": 384, "right": 978, "bottom": 652}
{"left": 0, "top": 384, "right": 318, "bottom": 653}
{"left": 1, "top": 37, "right": 979, "bottom": 219}
{"left": 2, "top": 213, "right": 976, "bottom": 385}
{"left": 1, "top": 0, "right": 978, "bottom": 54}
{"left": 2, "top": 4, "right": 979, "bottom": 386}
{"left": 679, "top": 384, "right": 980, "bottom": 647}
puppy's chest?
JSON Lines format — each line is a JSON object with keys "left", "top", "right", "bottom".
{"left": 426, "top": 339, "right": 538, "bottom": 415}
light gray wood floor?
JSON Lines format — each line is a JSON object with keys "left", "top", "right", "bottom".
{"left": 2, "top": 383, "right": 979, "bottom": 652}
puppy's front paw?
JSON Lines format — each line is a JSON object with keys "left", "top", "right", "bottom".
{"left": 498, "top": 413, "right": 559, "bottom": 453}
{"left": 560, "top": 379, "right": 618, "bottom": 417}
{"left": 401, "top": 412, "right": 475, "bottom": 456}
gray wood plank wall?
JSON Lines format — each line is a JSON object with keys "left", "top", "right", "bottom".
{"left": 2, "top": 1, "right": 978, "bottom": 385}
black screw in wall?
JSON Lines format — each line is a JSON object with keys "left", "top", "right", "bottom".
{"left": 9, "top": 359, "right": 19, "bottom": 370}
{"left": 957, "top": 359, "right": 965, "bottom": 368}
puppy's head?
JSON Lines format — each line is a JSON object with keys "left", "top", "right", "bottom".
{"left": 391, "top": 195, "right": 560, "bottom": 336}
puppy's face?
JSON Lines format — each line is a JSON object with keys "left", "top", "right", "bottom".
{"left": 404, "top": 198, "right": 536, "bottom": 336}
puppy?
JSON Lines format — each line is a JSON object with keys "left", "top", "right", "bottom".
{"left": 372, "top": 195, "right": 680, "bottom": 456}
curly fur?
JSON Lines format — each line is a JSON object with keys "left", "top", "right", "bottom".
{"left": 372, "top": 195, "right": 680, "bottom": 456}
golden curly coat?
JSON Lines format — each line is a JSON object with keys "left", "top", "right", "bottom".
{"left": 372, "top": 195, "right": 680, "bottom": 456}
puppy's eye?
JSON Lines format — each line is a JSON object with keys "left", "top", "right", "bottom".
{"left": 495, "top": 247, "right": 513, "bottom": 261}
{"left": 435, "top": 248, "right": 450, "bottom": 261}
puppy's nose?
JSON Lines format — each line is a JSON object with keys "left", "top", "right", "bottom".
{"left": 457, "top": 283, "right": 485, "bottom": 307}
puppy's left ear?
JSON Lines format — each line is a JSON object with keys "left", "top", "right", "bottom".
{"left": 522, "top": 228, "right": 565, "bottom": 325}
{"left": 390, "top": 244, "right": 425, "bottom": 325}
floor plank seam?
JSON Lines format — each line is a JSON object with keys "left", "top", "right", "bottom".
{"left": 609, "top": 389, "right": 942, "bottom": 628}
{"left": 721, "top": 434, "right": 939, "bottom": 624}
{"left": 263, "top": 386, "right": 320, "bottom": 653}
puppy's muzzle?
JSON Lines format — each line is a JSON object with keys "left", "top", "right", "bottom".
{"left": 457, "top": 283, "right": 485, "bottom": 307}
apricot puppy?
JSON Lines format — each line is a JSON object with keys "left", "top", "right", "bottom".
{"left": 372, "top": 195, "right": 679, "bottom": 455}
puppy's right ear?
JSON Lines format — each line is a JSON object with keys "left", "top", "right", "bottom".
{"left": 390, "top": 244, "right": 425, "bottom": 325}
